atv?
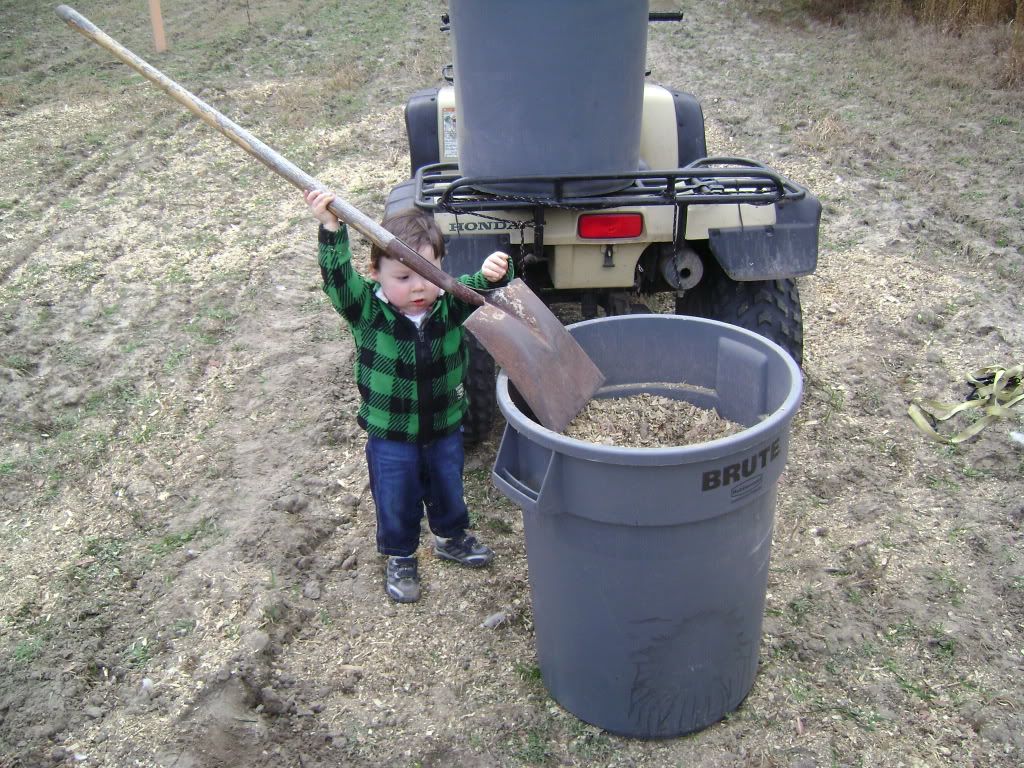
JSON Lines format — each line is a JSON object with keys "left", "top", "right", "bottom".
{"left": 384, "top": 1, "right": 821, "bottom": 444}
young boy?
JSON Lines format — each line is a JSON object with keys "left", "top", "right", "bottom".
{"left": 304, "top": 189, "right": 511, "bottom": 603}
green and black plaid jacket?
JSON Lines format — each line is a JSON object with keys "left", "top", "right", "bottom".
{"left": 318, "top": 225, "right": 508, "bottom": 443}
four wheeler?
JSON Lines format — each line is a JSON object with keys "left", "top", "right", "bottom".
{"left": 384, "top": 1, "right": 821, "bottom": 444}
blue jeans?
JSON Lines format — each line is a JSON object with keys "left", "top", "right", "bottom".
{"left": 365, "top": 429, "right": 469, "bottom": 557}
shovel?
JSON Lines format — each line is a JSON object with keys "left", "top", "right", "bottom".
{"left": 56, "top": 5, "right": 604, "bottom": 433}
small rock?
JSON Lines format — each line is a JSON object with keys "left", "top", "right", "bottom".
{"left": 139, "top": 677, "right": 155, "bottom": 698}
{"left": 804, "top": 638, "right": 827, "bottom": 654}
{"left": 481, "top": 611, "right": 511, "bottom": 629}
{"left": 243, "top": 630, "right": 271, "bottom": 655}
{"left": 83, "top": 705, "right": 104, "bottom": 719}
{"left": 303, "top": 580, "right": 322, "bottom": 600}
{"left": 60, "top": 388, "right": 85, "bottom": 407}
{"left": 980, "top": 722, "right": 1011, "bottom": 744}
{"left": 260, "top": 686, "right": 291, "bottom": 715}
{"left": 341, "top": 554, "right": 358, "bottom": 571}
{"left": 272, "top": 494, "right": 309, "bottom": 513}
{"left": 323, "top": 479, "right": 345, "bottom": 497}
{"left": 50, "top": 747, "right": 69, "bottom": 762}
{"left": 337, "top": 665, "right": 364, "bottom": 695}
{"left": 126, "top": 478, "right": 157, "bottom": 500}
{"left": 28, "top": 720, "right": 64, "bottom": 739}
{"left": 912, "top": 308, "right": 943, "bottom": 329}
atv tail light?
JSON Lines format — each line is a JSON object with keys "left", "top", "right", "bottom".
{"left": 577, "top": 213, "right": 644, "bottom": 239}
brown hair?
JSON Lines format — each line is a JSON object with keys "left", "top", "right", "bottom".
{"left": 370, "top": 209, "right": 445, "bottom": 270}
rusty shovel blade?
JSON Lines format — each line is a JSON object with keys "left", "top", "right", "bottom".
{"left": 465, "top": 279, "right": 605, "bottom": 432}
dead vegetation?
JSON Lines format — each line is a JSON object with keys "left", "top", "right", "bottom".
{"left": 769, "top": 0, "right": 1024, "bottom": 83}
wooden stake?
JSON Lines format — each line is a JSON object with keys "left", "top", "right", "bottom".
{"left": 148, "top": 0, "right": 167, "bottom": 52}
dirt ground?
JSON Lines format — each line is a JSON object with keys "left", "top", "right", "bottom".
{"left": 2, "top": 1, "right": 1023, "bottom": 766}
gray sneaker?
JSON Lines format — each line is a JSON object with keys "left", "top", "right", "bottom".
{"left": 434, "top": 534, "right": 494, "bottom": 568}
{"left": 385, "top": 556, "right": 421, "bottom": 603}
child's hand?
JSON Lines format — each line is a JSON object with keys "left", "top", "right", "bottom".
{"left": 304, "top": 189, "right": 340, "bottom": 231}
{"left": 481, "top": 251, "right": 510, "bottom": 283}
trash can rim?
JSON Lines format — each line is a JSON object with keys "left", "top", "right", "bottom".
{"left": 495, "top": 315, "right": 803, "bottom": 463}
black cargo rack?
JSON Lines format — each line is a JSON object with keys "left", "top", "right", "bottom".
{"left": 414, "top": 157, "right": 809, "bottom": 214}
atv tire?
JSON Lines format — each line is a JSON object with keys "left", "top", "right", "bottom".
{"left": 462, "top": 331, "right": 497, "bottom": 446}
{"left": 676, "top": 264, "right": 804, "bottom": 365}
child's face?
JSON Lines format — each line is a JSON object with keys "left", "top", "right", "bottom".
{"left": 371, "top": 244, "right": 443, "bottom": 316}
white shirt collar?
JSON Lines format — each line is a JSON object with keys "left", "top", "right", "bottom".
{"left": 375, "top": 285, "right": 439, "bottom": 328}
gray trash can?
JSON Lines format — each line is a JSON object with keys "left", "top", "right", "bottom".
{"left": 449, "top": 0, "right": 648, "bottom": 196}
{"left": 492, "top": 315, "right": 803, "bottom": 739}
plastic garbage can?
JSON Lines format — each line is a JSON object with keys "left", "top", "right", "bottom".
{"left": 491, "top": 315, "right": 803, "bottom": 738}
{"left": 449, "top": 0, "right": 648, "bottom": 196}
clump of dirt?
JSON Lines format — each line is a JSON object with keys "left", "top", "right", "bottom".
{"left": 565, "top": 393, "right": 745, "bottom": 447}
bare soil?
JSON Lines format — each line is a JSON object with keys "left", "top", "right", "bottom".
{"left": 1, "top": 1, "right": 1023, "bottom": 767}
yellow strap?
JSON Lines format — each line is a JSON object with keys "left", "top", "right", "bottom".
{"left": 908, "top": 364, "right": 1023, "bottom": 444}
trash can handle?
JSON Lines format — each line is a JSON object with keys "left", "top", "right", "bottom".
{"left": 491, "top": 428, "right": 558, "bottom": 517}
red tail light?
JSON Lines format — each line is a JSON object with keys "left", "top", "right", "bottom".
{"left": 577, "top": 213, "right": 644, "bottom": 239}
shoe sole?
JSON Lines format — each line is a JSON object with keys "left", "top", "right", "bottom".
{"left": 386, "top": 585, "right": 421, "bottom": 603}
{"left": 434, "top": 550, "right": 493, "bottom": 568}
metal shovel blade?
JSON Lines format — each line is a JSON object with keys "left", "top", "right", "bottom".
{"left": 465, "top": 279, "right": 605, "bottom": 432}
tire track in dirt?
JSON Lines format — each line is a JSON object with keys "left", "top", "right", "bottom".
{"left": 0, "top": 97, "right": 167, "bottom": 286}
{"left": 103, "top": 247, "right": 377, "bottom": 765}
{"left": 0, "top": 230, "right": 362, "bottom": 763}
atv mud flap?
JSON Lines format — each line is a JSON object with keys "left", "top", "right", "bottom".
{"left": 708, "top": 194, "right": 821, "bottom": 280}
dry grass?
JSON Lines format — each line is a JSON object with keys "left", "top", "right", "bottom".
{"left": 1011, "top": 1, "right": 1024, "bottom": 84}
{"left": 917, "top": 0, "right": 1015, "bottom": 26}
{"left": 774, "top": 0, "right": 1023, "bottom": 84}
{"left": 802, "top": 0, "right": 1015, "bottom": 23}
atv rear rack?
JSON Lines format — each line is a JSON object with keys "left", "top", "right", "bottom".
{"left": 414, "top": 157, "right": 810, "bottom": 214}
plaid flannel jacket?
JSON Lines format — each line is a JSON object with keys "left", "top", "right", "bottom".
{"left": 318, "top": 224, "right": 507, "bottom": 443}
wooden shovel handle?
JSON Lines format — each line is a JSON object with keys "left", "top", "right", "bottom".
{"left": 55, "top": 5, "right": 484, "bottom": 308}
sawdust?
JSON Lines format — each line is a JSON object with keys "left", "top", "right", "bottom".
{"left": 565, "top": 393, "right": 745, "bottom": 447}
